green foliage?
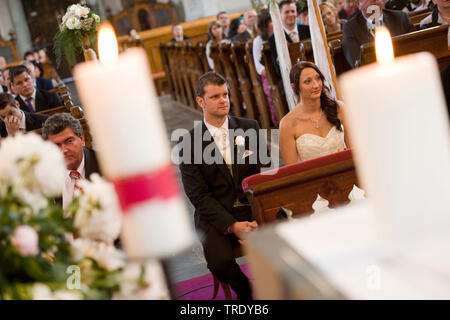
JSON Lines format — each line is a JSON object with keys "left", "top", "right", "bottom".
{"left": 0, "top": 187, "right": 125, "bottom": 300}
{"left": 0, "top": 188, "right": 73, "bottom": 299}
{"left": 53, "top": 4, "right": 101, "bottom": 67}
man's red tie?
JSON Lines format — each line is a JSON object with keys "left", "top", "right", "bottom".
{"left": 70, "top": 170, "right": 82, "bottom": 195}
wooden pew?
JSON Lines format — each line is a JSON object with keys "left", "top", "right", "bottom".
{"left": 180, "top": 42, "right": 196, "bottom": 109}
{"left": 210, "top": 41, "right": 247, "bottom": 118}
{"left": 173, "top": 42, "right": 190, "bottom": 106}
{"left": 37, "top": 105, "right": 70, "bottom": 116}
{"left": 329, "top": 39, "right": 352, "bottom": 76}
{"left": 209, "top": 42, "right": 226, "bottom": 77}
{"left": 185, "top": 42, "right": 204, "bottom": 111}
{"left": 166, "top": 42, "right": 185, "bottom": 105}
{"left": 245, "top": 40, "right": 271, "bottom": 129}
{"left": 242, "top": 150, "right": 359, "bottom": 225}
{"left": 262, "top": 42, "right": 290, "bottom": 122}
{"left": 359, "top": 24, "right": 450, "bottom": 70}
{"left": 195, "top": 41, "right": 211, "bottom": 74}
{"left": 409, "top": 11, "right": 432, "bottom": 25}
{"left": 231, "top": 42, "right": 259, "bottom": 120}
{"left": 219, "top": 42, "right": 243, "bottom": 117}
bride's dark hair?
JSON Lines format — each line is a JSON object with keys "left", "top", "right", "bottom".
{"left": 289, "top": 61, "right": 342, "bottom": 131}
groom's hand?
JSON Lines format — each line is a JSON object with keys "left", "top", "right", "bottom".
{"left": 230, "top": 221, "right": 258, "bottom": 240}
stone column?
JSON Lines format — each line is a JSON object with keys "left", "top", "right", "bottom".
{"left": 7, "top": 0, "right": 32, "bottom": 58}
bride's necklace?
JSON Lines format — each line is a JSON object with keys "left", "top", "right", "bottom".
{"left": 309, "top": 112, "right": 323, "bottom": 129}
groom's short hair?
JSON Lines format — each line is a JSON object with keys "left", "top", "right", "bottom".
{"left": 195, "top": 72, "right": 227, "bottom": 98}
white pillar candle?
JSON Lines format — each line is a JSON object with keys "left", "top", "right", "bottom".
{"left": 74, "top": 24, "right": 194, "bottom": 259}
{"left": 339, "top": 27, "right": 450, "bottom": 240}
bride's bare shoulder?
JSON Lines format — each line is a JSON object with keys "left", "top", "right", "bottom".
{"left": 280, "top": 107, "right": 302, "bottom": 129}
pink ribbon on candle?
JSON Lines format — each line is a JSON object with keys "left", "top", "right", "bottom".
{"left": 112, "top": 166, "right": 179, "bottom": 212}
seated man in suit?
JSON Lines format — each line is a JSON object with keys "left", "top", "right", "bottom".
{"left": 42, "top": 113, "right": 101, "bottom": 209}
{"left": 0, "top": 92, "right": 48, "bottom": 138}
{"left": 269, "top": 0, "right": 311, "bottom": 79}
{"left": 24, "top": 61, "right": 54, "bottom": 91}
{"left": 10, "top": 65, "right": 62, "bottom": 113}
{"left": 342, "top": 0, "right": 416, "bottom": 68}
{"left": 178, "top": 72, "right": 269, "bottom": 300}
{"left": 217, "top": 11, "right": 231, "bottom": 38}
{"left": 232, "top": 9, "right": 257, "bottom": 43}
{"left": 171, "top": 24, "right": 190, "bottom": 43}
{"left": 420, "top": 0, "right": 450, "bottom": 29}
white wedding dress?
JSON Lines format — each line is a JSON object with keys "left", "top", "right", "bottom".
{"left": 296, "top": 126, "right": 346, "bottom": 161}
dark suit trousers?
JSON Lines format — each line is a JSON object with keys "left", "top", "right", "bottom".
{"left": 202, "top": 227, "right": 252, "bottom": 300}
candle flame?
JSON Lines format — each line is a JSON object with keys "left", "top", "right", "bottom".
{"left": 98, "top": 23, "right": 119, "bottom": 66}
{"left": 375, "top": 26, "right": 394, "bottom": 64}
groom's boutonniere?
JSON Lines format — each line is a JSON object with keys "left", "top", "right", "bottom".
{"left": 235, "top": 136, "right": 245, "bottom": 147}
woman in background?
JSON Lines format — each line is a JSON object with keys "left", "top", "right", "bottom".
{"left": 205, "top": 21, "right": 229, "bottom": 71}
{"left": 320, "top": 2, "right": 345, "bottom": 34}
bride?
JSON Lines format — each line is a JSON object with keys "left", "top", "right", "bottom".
{"left": 280, "top": 61, "right": 351, "bottom": 165}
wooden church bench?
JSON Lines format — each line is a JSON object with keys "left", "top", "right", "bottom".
{"left": 359, "top": 24, "right": 450, "bottom": 70}
{"left": 242, "top": 149, "right": 359, "bottom": 225}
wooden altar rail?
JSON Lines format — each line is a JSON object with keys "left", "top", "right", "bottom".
{"left": 242, "top": 149, "right": 359, "bottom": 225}
{"left": 117, "top": 12, "right": 243, "bottom": 86}
{"left": 359, "top": 24, "right": 450, "bottom": 69}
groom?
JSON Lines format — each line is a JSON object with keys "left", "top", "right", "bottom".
{"left": 178, "top": 72, "right": 268, "bottom": 300}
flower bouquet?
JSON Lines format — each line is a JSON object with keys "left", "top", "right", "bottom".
{"left": 0, "top": 133, "right": 169, "bottom": 300}
{"left": 54, "top": 3, "right": 101, "bottom": 67}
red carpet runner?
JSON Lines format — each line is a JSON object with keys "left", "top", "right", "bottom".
{"left": 174, "top": 264, "right": 251, "bottom": 300}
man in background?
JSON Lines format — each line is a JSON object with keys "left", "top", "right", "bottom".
{"left": 171, "top": 24, "right": 189, "bottom": 42}
{"left": 43, "top": 113, "right": 101, "bottom": 209}
{"left": 0, "top": 92, "right": 48, "bottom": 138}
{"left": 10, "top": 65, "right": 62, "bottom": 113}
{"left": 217, "top": 11, "right": 231, "bottom": 38}
{"left": 342, "top": 0, "right": 415, "bottom": 68}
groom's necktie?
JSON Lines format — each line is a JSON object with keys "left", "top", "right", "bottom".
{"left": 219, "top": 127, "right": 233, "bottom": 176}
{"left": 25, "top": 97, "right": 34, "bottom": 113}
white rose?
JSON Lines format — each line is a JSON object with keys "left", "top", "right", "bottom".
{"left": 0, "top": 133, "right": 65, "bottom": 209}
{"left": 75, "top": 6, "right": 90, "bottom": 18}
{"left": 66, "top": 16, "right": 81, "bottom": 30}
{"left": 11, "top": 225, "right": 39, "bottom": 257}
{"left": 62, "top": 13, "right": 70, "bottom": 24}
{"left": 74, "top": 174, "right": 122, "bottom": 243}
{"left": 93, "top": 242, "right": 126, "bottom": 271}
{"left": 32, "top": 284, "right": 54, "bottom": 300}
{"left": 71, "top": 239, "right": 126, "bottom": 271}
{"left": 113, "top": 261, "right": 170, "bottom": 300}
{"left": 67, "top": 5, "right": 78, "bottom": 14}
{"left": 235, "top": 136, "right": 245, "bottom": 147}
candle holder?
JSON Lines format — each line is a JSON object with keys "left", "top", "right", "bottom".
{"left": 82, "top": 35, "right": 98, "bottom": 62}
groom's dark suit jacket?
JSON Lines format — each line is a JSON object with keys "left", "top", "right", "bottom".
{"left": 179, "top": 116, "right": 268, "bottom": 235}
{"left": 342, "top": 9, "right": 415, "bottom": 68}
